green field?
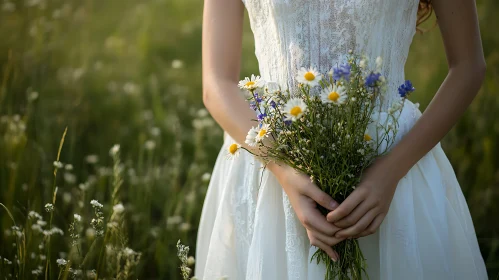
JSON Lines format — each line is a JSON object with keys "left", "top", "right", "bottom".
{"left": 0, "top": 0, "right": 498, "bottom": 279}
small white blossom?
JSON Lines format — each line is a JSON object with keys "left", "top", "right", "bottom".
{"left": 187, "top": 256, "right": 195, "bottom": 266}
{"left": 56, "top": 258, "right": 67, "bottom": 266}
{"left": 359, "top": 59, "right": 367, "bottom": 69}
{"left": 28, "top": 211, "right": 42, "bottom": 220}
{"left": 90, "top": 200, "right": 103, "bottom": 208}
{"left": 53, "top": 161, "right": 63, "bottom": 169}
{"left": 179, "top": 222, "right": 191, "bottom": 232}
{"left": 123, "top": 247, "right": 135, "bottom": 256}
{"left": 85, "top": 155, "right": 99, "bottom": 164}
{"left": 74, "top": 214, "right": 82, "bottom": 222}
{"left": 44, "top": 203, "right": 54, "bottom": 212}
{"left": 113, "top": 203, "right": 125, "bottom": 214}
{"left": 144, "top": 140, "right": 156, "bottom": 151}
{"left": 201, "top": 172, "right": 211, "bottom": 182}
{"left": 171, "top": 59, "right": 184, "bottom": 69}
{"left": 109, "top": 144, "right": 120, "bottom": 157}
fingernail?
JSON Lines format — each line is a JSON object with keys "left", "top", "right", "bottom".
{"left": 330, "top": 201, "right": 338, "bottom": 209}
{"left": 331, "top": 255, "right": 338, "bottom": 262}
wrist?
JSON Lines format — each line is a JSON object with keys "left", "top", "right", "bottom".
{"left": 267, "top": 161, "right": 288, "bottom": 180}
{"left": 381, "top": 150, "right": 411, "bottom": 182}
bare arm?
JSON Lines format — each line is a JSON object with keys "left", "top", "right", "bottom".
{"left": 202, "top": 0, "right": 257, "bottom": 149}
{"left": 387, "top": 0, "right": 486, "bottom": 180}
{"left": 203, "top": 0, "right": 343, "bottom": 261}
{"left": 327, "top": 0, "right": 486, "bottom": 239}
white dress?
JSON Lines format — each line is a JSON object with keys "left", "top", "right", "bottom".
{"left": 195, "top": 0, "right": 488, "bottom": 279}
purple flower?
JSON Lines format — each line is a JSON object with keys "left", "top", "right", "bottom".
{"left": 257, "top": 113, "right": 267, "bottom": 121}
{"left": 270, "top": 100, "right": 277, "bottom": 109}
{"left": 284, "top": 119, "right": 292, "bottom": 126}
{"left": 333, "top": 63, "right": 351, "bottom": 81}
{"left": 398, "top": 80, "right": 415, "bottom": 97}
{"left": 253, "top": 93, "right": 263, "bottom": 103}
{"left": 364, "top": 72, "right": 381, "bottom": 87}
{"left": 249, "top": 102, "right": 258, "bottom": 111}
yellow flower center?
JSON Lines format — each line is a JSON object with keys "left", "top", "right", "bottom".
{"left": 304, "top": 72, "right": 315, "bottom": 81}
{"left": 229, "top": 144, "right": 239, "bottom": 154}
{"left": 290, "top": 106, "right": 302, "bottom": 117}
{"left": 258, "top": 129, "right": 267, "bottom": 137}
{"left": 364, "top": 134, "right": 372, "bottom": 141}
{"left": 245, "top": 81, "right": 256, "bottom": 87}
{"left": 328, "top": 91, "right": 340, "bottom": 102}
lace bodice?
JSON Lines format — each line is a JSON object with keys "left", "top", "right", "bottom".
{"left": 242, "top": 0, "right": 420, "bottom": 109}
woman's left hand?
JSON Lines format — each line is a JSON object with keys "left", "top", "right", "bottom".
{"left": 326, "top": 156, "right": 402, "bottom": 239}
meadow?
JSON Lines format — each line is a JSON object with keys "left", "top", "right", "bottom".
{"left": 0, "top": 0, "right": 498, "bottom": 279}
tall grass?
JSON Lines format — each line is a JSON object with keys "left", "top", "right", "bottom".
{"left": 0, "top": 0, "right": 497, "bottom": 278}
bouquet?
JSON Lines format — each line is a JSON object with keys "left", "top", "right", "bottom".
{"left": 228, "top": 50, "right": 415, "bottom": 279}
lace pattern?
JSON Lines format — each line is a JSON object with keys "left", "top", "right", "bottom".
{"left": 243, "top": 0, "right": 419, "bottom": 110}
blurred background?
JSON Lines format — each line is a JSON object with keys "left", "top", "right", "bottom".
{"left": 0, "top": 0, "right": 497, "bottom": 279}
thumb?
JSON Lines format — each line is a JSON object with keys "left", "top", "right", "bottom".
{"left": 306, "top": 184, "right": 338, "bottom": 211}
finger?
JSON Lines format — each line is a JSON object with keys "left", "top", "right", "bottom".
{"left": 309, "top": 235, "right": 339, "bottom": 262}
{"left": 353, "top": 214, "right": 385, "bottom": 238}
{"left": 313, "top": 228, "right": 346, "bottom": 247}
{"left": 334, "top": 209, "right": 378, "bottom": 239}
{"left": 306, "top": 184, "right": 339, "bottom": 211}
{"left": 301, "top": 203, "right": 342, "bottom": 236}
{"left": 326, "top": 189, "right": 366, "bottom": 223}
{"left": 333, "top": 200, "right": 376, "bottom": 228}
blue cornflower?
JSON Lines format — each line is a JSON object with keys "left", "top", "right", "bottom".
{"left": 249, "top": 102, "right": 258, "bottom": 111}
{"left": 398, "top": 80, "right": 415, "bottom": 97}
{"left": 364, "top": 72, "right": 381, "bottom": 87}
{"left": 333, "top": 63, "right": 351, "bottom": 81}
{"left": 284, "top": 119, "right": 292, "bottom": 126}
{"left": 254, "top": 93, "right": 263, "bottom": 103}
{"left": 270, "top": 100, "right": 277, "bottom": 109}
{"left": 257, "top": 113, "right": 267, "bottom": 121}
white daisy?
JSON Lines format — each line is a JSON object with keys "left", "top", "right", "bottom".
{"left": 238, "top": 74, "right": 264, "bottom": 90}
{"left": 320, "top": 84, "right": 347, "bottom": 105}
{"left": 226, "top": 143, "right": 241, "bottom": 159}
{"left": 255, "top": 124, "right": 271, "bottom": 143}
{"left": 245, "top": 127, "right": 259, "bottom": 147}
{"left": 283, "top": 98, "right": 307, "bottom": 122}
{"left": 296, "top": 67, "right": 322, "bottom": 87}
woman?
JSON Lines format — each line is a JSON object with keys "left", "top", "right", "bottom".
{"left": 196, "top": 0, "right": 488, "bottom": 279}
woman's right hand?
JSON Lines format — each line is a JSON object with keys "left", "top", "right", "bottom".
{"left": 268, "top": 162, "right": 344, "bottom": 261}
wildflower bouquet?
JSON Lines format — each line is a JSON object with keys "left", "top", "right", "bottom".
{"left": 231, "top": 51, "right": 415, "bottom": 279}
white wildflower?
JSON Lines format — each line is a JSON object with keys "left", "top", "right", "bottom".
{"left": 90, "top": 200, "right": 103, "bottom": 208}
{"left": 171, "top": 59, "right": 184, "bottom": 69}
{"left": 201, "top": 172, "right": 211, "bottom": 182}
{"left": 53, "top": 161, "right": 63, "bottom": 169}
{"left": 238, "top": 75, "right": 264, "bottom": 90}
{"left": 28, "top": 211, "right": 42, "bottom": 220}
{"left": 179, "top": 222, "right": 191, "bottom": 232}
{"left": 109, "top": 144, "right": 120, "bottom": 157}
{"left": 85, "top": 155, "right": 99, "bottom": 164}
{"left": 113, "top": 203, "right": 125, "bottom": 214}
{"left": 56, "top": 258, "right": 67, "bottom": 266}
{"left": 144, "top": 140, "right": 156, "bottom": 151}
{"left": 187, "top": 256, "right": 195, "bottom": 266}
{"left": 296, "top": 67, "right": 322, "bottom": 87}
{"left": 44, "top": 203, "right": 54, "bottom": 212}
{"left": 73, "top": 214, "right": 82, "bottom": 222}
{"left": 245, "top": 127, "right": 259, "bottom": 147}
{"left": 283, "top": 98, "right": 307, "bottom": 122}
